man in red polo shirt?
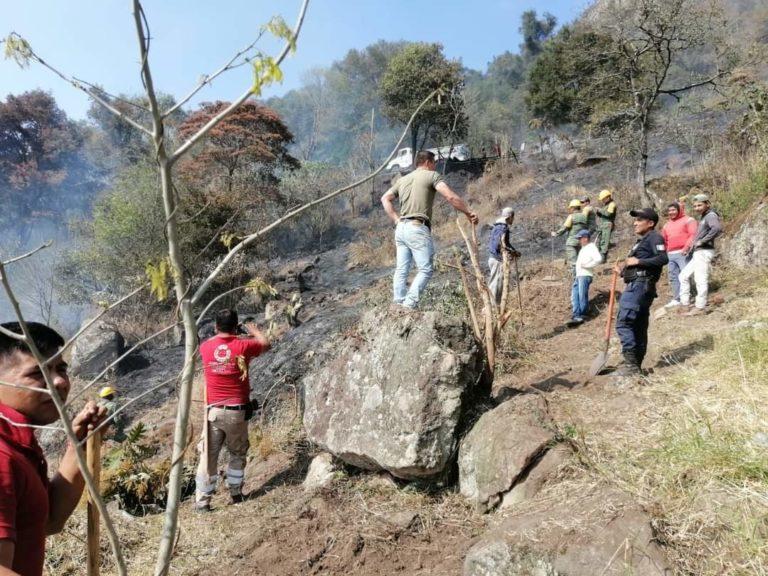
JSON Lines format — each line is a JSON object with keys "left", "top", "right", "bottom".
{"left": 0, "top": 321, "right": 106, "bottom": 576}
{"left": 195, "top": 309, "right": 270, "bottom": 511}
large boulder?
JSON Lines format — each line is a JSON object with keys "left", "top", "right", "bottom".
{"left": 726, "top": 200, "right": 768, "bottom": 268}
{"left": 303, "top": 308, "right": 482, "bottom": 480}
{"left": 459, "top": 395, "right": 557, "bottom": 511}
{"left": 69, "top": 320, "right": 125, "bottom": 379}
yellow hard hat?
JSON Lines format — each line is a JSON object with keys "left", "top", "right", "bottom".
{"left": 99, "top": 386, "right": 116, "bottom": 398}
{"left": 568, "top": 199, "right": 582, "bottom": 209}
{"left": 598, "top": 189, "right": 612, "bottom": 201}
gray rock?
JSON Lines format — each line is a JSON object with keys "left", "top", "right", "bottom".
{"left": 553, "top": 508, "right": 671, "bottom": 576}
{"left": 302, "top": 453, "right": 336, "bottom": 491}
{"left": 303, "top": 308, "right": 482, "bottom": 480}
{"left": 501, "top": 445, "right": 571, "bottom": 510}
{"left": 459, "top": 395, "right": 555, "bottom": 510}
{"left": 464, "top": 537, "right": 558, "bottom": 576}
{"left": 726, "top": 201, "right": 768, "bottom": 268}
{"left": 69, "top": 319, "right": 125, "bottom": 379}
{"left": 474, "top": 492, "right": 673, "bottom": 576}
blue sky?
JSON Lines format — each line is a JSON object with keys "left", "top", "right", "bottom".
{"left": 2, "top": 0, "right": 586, "bottom": 120}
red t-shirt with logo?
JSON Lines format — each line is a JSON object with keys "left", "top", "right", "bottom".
{"left": 0, "top": 403, "right": 50, "bottom": 576}
{"left": 199, "top": 334, "right": 265, "bottom": 406}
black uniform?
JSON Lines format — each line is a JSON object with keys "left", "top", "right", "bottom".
{"left": 616, "top": 229, "right": 668, "bottom": 367}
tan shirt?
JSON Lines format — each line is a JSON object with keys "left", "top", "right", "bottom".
{"left": 387, "top": 168, "right": 444, "bottom": 222}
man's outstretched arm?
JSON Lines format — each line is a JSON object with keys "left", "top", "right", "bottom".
{"left": 381, "top": 189, "right": 400, "bottom": 225}
{"left": 244, "top": 323, "right": 271, "bottom": 353}
{"left": 435, "top": 182, "right": 478, "bottom": 224}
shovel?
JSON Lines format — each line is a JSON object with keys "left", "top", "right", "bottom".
{"left": 588, "top": 265, "right": 620, "bottom": 379}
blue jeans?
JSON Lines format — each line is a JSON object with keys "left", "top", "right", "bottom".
{"left": 393, "top": 220, "right": 434, "bottom": 308}
{"left": 667, "top": 251, "right": 690, "bottom": 301}
{"left": 570, "top": 275, "right": 592, "bottom": 319}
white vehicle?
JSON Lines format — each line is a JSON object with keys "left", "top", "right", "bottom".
{"left": 386, "top": 144, "right": 470, "bottom": 171}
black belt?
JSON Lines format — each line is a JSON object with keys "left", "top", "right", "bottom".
{"left": 221, "top": 404, "right": 248, "bottom": 411}
{"left": 401, "top": 216, "right": 431, "bottom": 229}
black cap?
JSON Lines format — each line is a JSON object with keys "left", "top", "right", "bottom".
{"left": 629, "top": 207, "right": 659, "bottom": 224}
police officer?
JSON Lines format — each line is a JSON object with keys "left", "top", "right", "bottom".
{"left": 613, "top": 207, "right": 668, "bottom": 376}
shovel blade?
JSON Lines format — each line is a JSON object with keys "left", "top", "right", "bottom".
{"left": 588, "top": 351, "right": 608, "bottom": 379}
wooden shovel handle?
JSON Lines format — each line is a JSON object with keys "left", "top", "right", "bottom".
{"left": 603, "top": 266, "right": 620, "bottom": 343}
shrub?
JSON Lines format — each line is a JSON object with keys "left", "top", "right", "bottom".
{"left": 102, "top": 423, "right": 195, "bottom": 516}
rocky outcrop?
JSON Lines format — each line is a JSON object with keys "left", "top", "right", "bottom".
{"left": 69, "top": 320, "right": 125, "bottom": 379}
{"left": 464, "top": 492, "right": 672, "bottom": 576}
{"left": 726, "top": 200, "right": 768, "bottom": 268}
{"left": 459, "top": 395, "right": 559, "bottom": 511}
{"left": 303, "top": 308, "right": 482, "bottom": 480}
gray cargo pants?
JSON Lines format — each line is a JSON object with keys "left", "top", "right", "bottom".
{"left": 195, "top": 406, "right": 250, "bottom": 504}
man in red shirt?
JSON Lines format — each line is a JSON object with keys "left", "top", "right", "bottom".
{"left": 0, "top": 322, "right": 106, "bottom": 576}
{"left": 196, "top": 309, "right": 270, "bottom": 511}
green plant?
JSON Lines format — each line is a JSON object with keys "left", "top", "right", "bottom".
{"left": 102, "top": 423, "right": 194, "bottom": 516}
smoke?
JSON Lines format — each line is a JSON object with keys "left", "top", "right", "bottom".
{"left": 0, "top": 218, "right": 89, "bottom": 337}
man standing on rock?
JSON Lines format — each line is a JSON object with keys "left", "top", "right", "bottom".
{"left": 381, "top": 150, "right": 478, "bottom": 309}
{"left": 596, "top": 189, "right": 617, "bottom": 261}
{"left": 678, "top": 193, "right": 723, "bottom": 316}
{"left": 0, "top": 322, "right": 107, "bottom": 576}
{"left": 487, "top": 207, "right": 521, "bottom": 306}
{"left": 195, "top": 309, "right": 270, "bottom": 511}
{"left": 614, "top": 208, "right": 668, "bottom": 376}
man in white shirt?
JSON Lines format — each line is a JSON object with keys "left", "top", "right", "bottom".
{"left": 570, "top": 229, "right": 603, "bottom": 325}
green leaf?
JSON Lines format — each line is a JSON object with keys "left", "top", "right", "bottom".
{"left": 220, "top": 231, "right": 240, "bottom": 250}
{"left": 145, "top": 258, "right": 171, "bottom": 302}
{"left": 3, "top": 34, "right": 33, "bottom": 68}
{"left": 264, "top": 16, "right": 296, "bottom": 53}
{"left": 251, "top": 56, "right": 284, "bottom": 96}
{"left": 246, "top": 277, "right": 278, "bottom": 299}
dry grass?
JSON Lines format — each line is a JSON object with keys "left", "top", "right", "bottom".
{"left": 546, "top": 270, "right": 768, "bottom": 575}
{"left": 347, "top": 227, "right": 395, "bottom": 269}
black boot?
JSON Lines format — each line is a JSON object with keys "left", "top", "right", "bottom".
{"left": 614, "top": 350, "right": 641, "bottom": 376}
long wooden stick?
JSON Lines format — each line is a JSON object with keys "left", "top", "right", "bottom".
{"left": 513, "top": 257, "right": 524, "bottom": 326}
{"left": 86, "top": 431, "right": 103, "bottom": 576}
{"left": 455, "top": 252, "right": 482, "bottom": 343}
{"left": 202, "top": 381, "right": 210, "bottom": 483}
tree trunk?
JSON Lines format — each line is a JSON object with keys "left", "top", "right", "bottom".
{"left": 154, "top": 156, "right": 199, "bottom": 576}
{"left": 410, "top": 125, "right": 419, "bottom": 167}
{"left": 636, "top": 123, "right": 649, "bottom": 203}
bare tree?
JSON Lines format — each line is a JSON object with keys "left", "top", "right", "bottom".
{"left": 4, "top": 3, "right": 446, "bottom": 573}
{"left": 592, "top": 0, "right": 732, "bottom": 206}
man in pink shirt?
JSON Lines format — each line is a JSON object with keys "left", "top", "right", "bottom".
{"left": 661, "top": 201, "right": 697, "bottom": 308}
{"left": 195, "top": 309, "right": 270, "bottom": 511}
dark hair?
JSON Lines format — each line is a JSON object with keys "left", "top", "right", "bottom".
{"left": 415, "top": 150, "right": 435, "bottom": 166}
{"left": 667, "top": 201, "right": 681, "bottom": 212}
{"left": 215, "top": 309, "right": 239, "bottom": 334}
{"left": 0, "top": 322, "right": 64, "bottom": 363}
